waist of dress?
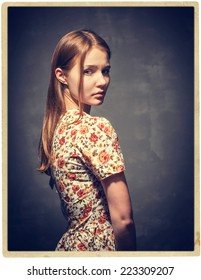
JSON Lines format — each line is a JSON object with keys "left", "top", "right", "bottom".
{"left": 67, "top": 208, "right": 111, "bottom": 233}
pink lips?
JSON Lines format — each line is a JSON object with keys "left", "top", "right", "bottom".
{"left": 93, "top": 91, "right": 105, "bottom": 96}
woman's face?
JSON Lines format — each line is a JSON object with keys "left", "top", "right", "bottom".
{"left": 66, "top": 47, "right": 110, "bottom": 106}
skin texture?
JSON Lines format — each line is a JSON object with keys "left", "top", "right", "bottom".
{"left": 55, "top": 47, "right": 111, "bottom": 114}
{"left": 55, "top": 47, "right": 136, "bottom": 250}
{"left": 101, "top": 172, "right": 136, "bottom": 251}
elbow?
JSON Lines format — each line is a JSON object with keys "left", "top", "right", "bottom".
{"left": 112, "top": 217, "right": 137, "bottom": 251}
{"left": 120, "top": 218, "right": 135, "bottom": 230}
{"left": 112, "top": 216, "right": 135, "bottom": 231}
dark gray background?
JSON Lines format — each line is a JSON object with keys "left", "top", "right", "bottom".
{"left": 8, "top": 6, "right": 194, "bottom": 251}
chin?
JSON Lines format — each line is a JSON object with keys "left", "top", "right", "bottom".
{"left": 94, "top": 100, "right": 104, "bottom": 106}
{"left": 86, "top": 100, "right": 104, "bottom": 107}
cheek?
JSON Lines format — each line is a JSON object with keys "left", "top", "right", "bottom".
{"left": 83, "top": 78, "right": 94, "bottom": 91}
{"left": 67, "top": 78, "right": 79, "bottom": 97}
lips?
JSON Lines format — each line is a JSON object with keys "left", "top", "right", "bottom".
{"left": 93, "top": 91, "right": 105, "bottom": 96}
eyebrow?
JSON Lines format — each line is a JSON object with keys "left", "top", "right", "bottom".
{"left": 84, "top": 64, "right": 111, "bottom": 69}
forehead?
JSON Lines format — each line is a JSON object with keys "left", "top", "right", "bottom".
{"left": 84, "top": 47, "right": 109, "bottom": 65}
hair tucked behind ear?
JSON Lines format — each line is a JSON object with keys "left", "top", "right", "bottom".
{"left": 38, "top": 29, "right": 111, "bottom": 173}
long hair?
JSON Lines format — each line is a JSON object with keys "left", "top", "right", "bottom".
{"left": 38, "top": 29, "right": 111, "bottom": 173}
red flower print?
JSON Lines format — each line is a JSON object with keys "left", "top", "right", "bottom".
{"left": 64, "top": 195, "right": 70, "bottom": 202}
{"left": 102, "top": 213, "right": 108, "bottom": 219}
{"left": 74, "top": 111, "right": 80, "bottom": 116}
{"left": 116, "top": 165, "right": 124, "bottom": 173}
{"left": 57, "top": 181, "right": 64, "bottom": 192}
{"left": 80, "top": 125, "right": 89, "bottom": 134}
{"left": 78, "top": 214, "right": 85, "bottom": 220}
{"left": 72, "top": 185, "right": 80, "bottom": 192}
{"left": 84, "top": 206, "right": 92, "bottom": 213}
{"left": 59, "top": 241, "right": 65, "bottom": 249}
{"left": 98, "top": 122, "right": 105, "bottom": 130}
{"left": 75, "top": 120, "right": 82, "bottom": 125}
{"left": 58, "top": 126, "right": 65, "bottom": 134}
{"left": 113, "top": 137, "right": 119, "bottom": 150}
{"left": 96, "top": 227, "right": 102, "bottom": 235}
{"left": 71, "top": 129, "right": 77, "bottom": 136}
{"left": 77, "top": 243, "right": 87, "bottom": 251}
{"left": 68, "top": 173, "right": 76, "bottom": 181}
{"left": 57, "top": 159, "right": 65, "bottom": 168}
{"left": 77, "top": 189, "right": 85, "bottom": 197}
{"left": 104, "top": 126, "right": 111, "bottom": 134}
{"left": 98, "top": 216, "right": 106, "bottom": 224}
{"left": 89, "top": 134, "right": 98, "bottom": 143}
{"left": 71, "top": 152, "right": 78, "bottom": 157}
{"left": 98, "top": 150, "right": 110, "bottom": 163}
{"left": 59, "top": 137, "right": 65, "bottom": 145}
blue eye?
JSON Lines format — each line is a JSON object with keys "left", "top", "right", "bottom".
{"left": 83, "top": 69, "right": 93, "bottom": 75}
{"left": 102, "top": 68, "right": 110, "bottom": 75}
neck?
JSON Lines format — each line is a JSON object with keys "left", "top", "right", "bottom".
{"left": 64, "top": 90, "right": 91, "bottom": 115}
{"left": 83, "top": 105, "right": 91, "bottom": 115}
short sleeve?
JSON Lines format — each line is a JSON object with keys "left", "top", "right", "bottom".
{"left": 78, "top": 118, "right": 125, "bottom": 180}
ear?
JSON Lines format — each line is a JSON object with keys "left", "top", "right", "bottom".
{"left": 55, "top": 68, "right": 68, "bottom": 85}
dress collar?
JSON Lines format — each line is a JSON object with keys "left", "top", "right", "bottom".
{"left": 63, "top": 109, "right": 89, "bottom": 124}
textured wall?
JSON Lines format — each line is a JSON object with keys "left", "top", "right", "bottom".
{"left": 8, "top": 6, "right": 194, "bottom": 251}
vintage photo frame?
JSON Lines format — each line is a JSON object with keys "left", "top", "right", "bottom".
{"left": 1, "top": 1, "right": 199, "bottom": 257}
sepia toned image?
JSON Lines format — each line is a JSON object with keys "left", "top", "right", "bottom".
{"left": 2, "top": 2, "right": 199, "bottom": 256}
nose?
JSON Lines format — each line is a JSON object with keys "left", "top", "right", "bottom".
{"left": 96, "top": 72, "right": 109, "bottom": 88}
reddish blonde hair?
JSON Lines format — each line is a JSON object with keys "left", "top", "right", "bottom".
{"left": 38, "top": 30, "right": 111, "bottom": 173}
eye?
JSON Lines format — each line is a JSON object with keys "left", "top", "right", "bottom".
{"left": 102, "top": 67, "right": 110, "bottom": 76}
{"left": 83, "top": 69, "right": 93, "bottom": 75}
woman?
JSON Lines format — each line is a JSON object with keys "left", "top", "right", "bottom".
{"left": 38, "top": 29, "right": 136, "bottom": 251}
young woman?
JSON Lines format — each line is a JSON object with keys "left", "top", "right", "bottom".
{"left": 38, "top": 29, "right": 136, "bottom": 251}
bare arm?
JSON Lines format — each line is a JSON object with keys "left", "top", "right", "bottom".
{"left": 101, "top": 172, "right": 136, "bottom": 251}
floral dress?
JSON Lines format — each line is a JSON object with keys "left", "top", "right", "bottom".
{"left": 50, "top": 109, "right": 125, "bottom": 251}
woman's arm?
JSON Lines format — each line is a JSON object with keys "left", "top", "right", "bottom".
{"left": 101, "top": 172, "right": 136, "bottom": 251}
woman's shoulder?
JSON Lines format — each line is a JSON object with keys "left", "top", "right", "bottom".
{"left": 82, "top": 113, "right": 115, "bottom": 136}
{"left": 62, "top": 110, "right": 110, "bottom": 125}
{"left": 58, "top": 110, "right": 117, "bottom": 139}
{"left": 84, "top": 113, "right": 111, "bottom": 126}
